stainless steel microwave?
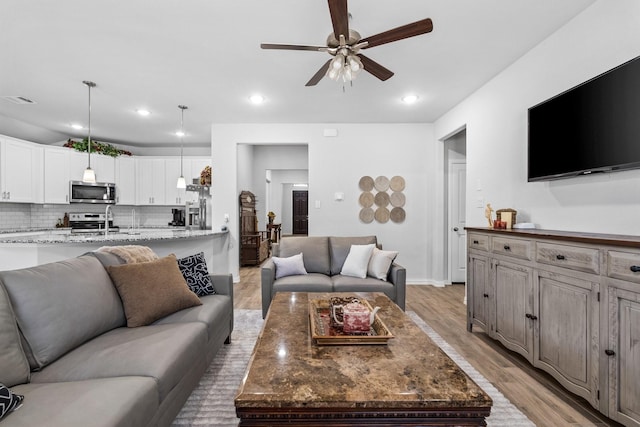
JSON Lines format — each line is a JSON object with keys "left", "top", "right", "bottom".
{"left": 69, "top": 181, "right": 116, "bottom": 204}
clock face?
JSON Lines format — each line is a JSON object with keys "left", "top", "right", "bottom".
{"left": 246, "top": 196, "right": 252, "bottom": 203}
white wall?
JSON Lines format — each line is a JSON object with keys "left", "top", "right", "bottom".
{"left": 435, "top": 0, "right": 640, "bottom": 235}
{"left": 211, "top": 123, "right": 438, "bottom": 283}
{"left": 270, "top": 170, "right": 308, "bottom": 234}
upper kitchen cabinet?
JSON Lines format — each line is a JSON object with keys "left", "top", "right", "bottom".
{"left": 115, "top": 156, "right": 136, "bottom": 205}
{"left": 136, "top": 158, "right": 166, "bottom": 205}
{"left": 1, "top": 137, "right": 43, "bottom": 203}
{"left": 43, "top": 146, "right": 70, "bottom": 203}
{"left": 68, "top": 150, "right": 115, "bottom": 184}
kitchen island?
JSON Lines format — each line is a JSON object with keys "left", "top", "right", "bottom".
{"left": 0, "top": 228, "right": 229, "bottom": 272}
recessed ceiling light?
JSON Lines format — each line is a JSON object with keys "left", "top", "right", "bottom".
{"left": 249, "top": 94, "right": 265, "bottom": 104}
{"left": 401, "top": 94, "right": 419, "bottom": 104}
{"left": 71, "top": 123, "right": 83, "bottom": 130}
{"left": 136, "top": 109, "right": 151, "bottom": 116}
{"left": 175, "top": 130, "right": 185, "bottom": 137}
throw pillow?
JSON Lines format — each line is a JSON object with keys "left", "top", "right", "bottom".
{"left": 272, "top": 253, "right": 308, "bottom": 279}
{"left": 177, "top": 252, "right": 216, "bottom": 296}
{"left": 367, "top": 247, "right": 399, "bottom": 280}
{"left": 0, "top": 383, "right": 24, "bottom": 420}
{"left": 340, "top": 244, "right": 375, "bottom": 279}
{"left": 106, "top": 254, "right": 202, "bottom": 327}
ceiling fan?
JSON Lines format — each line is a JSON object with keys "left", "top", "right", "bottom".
{"left": 260, "top": 0, "right": 433, "bottom": 86}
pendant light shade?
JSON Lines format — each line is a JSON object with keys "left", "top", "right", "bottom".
{"left": 176, "top": 105, "right": 188, "bottom": 189}
{"left": 82, "top": 80, "right": 97, "bottom": 183}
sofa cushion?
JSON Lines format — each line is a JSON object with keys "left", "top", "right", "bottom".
{"left": 30, "top": 322, "right": 207, "bottom": 403}
{"left": 0, "top": 255, "right": 126, "bottom": 370}
{"left": 106, "top": 254, "right": 202, "bottom": 327}
{"left": 273, "top": 273, "right": 333, "bottom": 293}
{"left": 177, "top": 252, "right": 216, "bottom": 296}
{"left": 272, "top": 253, "right": 307, "bottom": 279}
{"left": 368, "top": 247, "right": 399, "bottom": 280}
{"left": 0, "top": 383, "right": 24, "bottom": 420}
{"left": 11, "top": 377, "right": 158, "bottom": 427}
{"left": 0, "top": 284, "right": 30, "bottom": 387}
{"left": 341, "top": 244, "right": 375, "bottom": 279}
{"left": 329, "top": 236, "right": 378, "bottom": 275}
{"left": 279, "top": 236, "right": 330, "bottom": 275}
{"left": 154, "top": 293, "right": 232, "bottom": 345}
{"left": 332, "top": 275, "right": 396, "bottom": 299}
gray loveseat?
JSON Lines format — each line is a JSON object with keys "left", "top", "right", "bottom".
{"left": 0, "top": 251, "right": 233, "bottom": 427}
{"left": 261, "top": 235, "right": 406, "bottom": 318}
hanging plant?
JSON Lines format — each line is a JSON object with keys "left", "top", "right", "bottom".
{"left": 64, "top": 138, "right": 132, "bottom": 157}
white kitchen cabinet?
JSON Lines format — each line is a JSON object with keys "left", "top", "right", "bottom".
{"left": 43, "top": 146, "right": 70, "bottom": 204}
{"left": 165, "top": 158, "right": 187, "bottom": 205}
{"left": 136, "top": 158, "right": 166, "bottom": 205}
{"left": 115, "top": 156, "right": 136, "bottom": 205}
{"left": 0, "top": 137, "right": 43, "bottom": 203}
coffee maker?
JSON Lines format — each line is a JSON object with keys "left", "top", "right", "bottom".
{"left": 169, "top": 208, "right": 185, "bottom": 226}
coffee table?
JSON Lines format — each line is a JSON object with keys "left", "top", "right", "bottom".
{"left": 235, "top": 292, "right": 492, "bottom": 426}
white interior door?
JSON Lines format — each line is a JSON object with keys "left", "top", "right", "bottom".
{"left": 449, "top": 161, "right": 467, "bottom": 283}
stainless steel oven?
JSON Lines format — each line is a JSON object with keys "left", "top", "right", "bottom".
{"left": 69, "top": 181, "right": 116, "bottom": 204}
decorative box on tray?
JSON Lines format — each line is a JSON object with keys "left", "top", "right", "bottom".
{"left": 309, "top": 297, "right": 394, "bottom": 345}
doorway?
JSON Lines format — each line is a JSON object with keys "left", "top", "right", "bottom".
{"left": 444, "top": 129, "right": 467, "bottom": 287}
{"left": 292, "top": 190, "right": 308, "bottom": 235}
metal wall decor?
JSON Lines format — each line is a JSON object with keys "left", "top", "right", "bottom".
{"left": 358, "top": 175, "right": 406, "bottom": 224}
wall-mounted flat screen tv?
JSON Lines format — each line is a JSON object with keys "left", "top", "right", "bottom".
{"left": 528, "top": 55, "right": 640, "bottom": 182}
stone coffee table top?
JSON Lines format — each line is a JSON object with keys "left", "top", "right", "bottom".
{"left": 235, "top": 292, "right": 492, "bottom": 424}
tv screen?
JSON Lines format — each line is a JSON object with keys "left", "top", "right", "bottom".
{"left": 528, "top": 55, "right": 640, "bottom": 182}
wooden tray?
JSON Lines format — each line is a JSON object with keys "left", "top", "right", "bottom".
{"left": 309, "top": 298, "right": 394, "bottom": 345}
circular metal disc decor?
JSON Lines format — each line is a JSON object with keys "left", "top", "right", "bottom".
{"left": 390, "top": 207, "right": 406, "bottom": 223}
{"left": 374, "top": 191, "right": 390, "bottom": 207}
{"left": 374, "top": 207, "right": 390, "bottom": 223}
{"left": 359, "top": 207, "right": 374, "bottom": 223}
{"left": 359, "top": 191, "right": 374, "bottom": 208}
{"left": 359, "top": 176, "right": 374, "bottom": 192}
{"left": 390, "top": 176, "right": 406, "bottom": 192}
{"left": 374, "top": 176, "right": 390, "bottom": 192}
{"left": 390, "top": 191, "right": 405, "bottom": 207}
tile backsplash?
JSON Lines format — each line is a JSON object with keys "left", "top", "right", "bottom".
{"left": 0, "top": 203, "right": 177, "bottom": 231}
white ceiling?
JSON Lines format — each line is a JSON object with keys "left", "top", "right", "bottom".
{"left": 0, "top": 0, "right": 596, "bottom": 148}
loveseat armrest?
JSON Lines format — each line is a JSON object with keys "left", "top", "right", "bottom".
{"left": 261, "top": 259, "right": 276, "bottom": 318}
{"left": 210, "top": 274, "right": 233, "bottom": 299}
{"left": 388, "top": 262, "right": 406, "bottom": 311}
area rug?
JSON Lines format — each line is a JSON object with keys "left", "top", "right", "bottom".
{"left": 172, "top": 309, "right": 534, "bottom": 426}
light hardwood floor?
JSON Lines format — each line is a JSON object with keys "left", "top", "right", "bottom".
{"left": 235, "top": 266, "right": 621, "bottom": 427}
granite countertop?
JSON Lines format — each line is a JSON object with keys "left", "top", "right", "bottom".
{"left": 0, "top": 228, "right": 227, "bottom": 244}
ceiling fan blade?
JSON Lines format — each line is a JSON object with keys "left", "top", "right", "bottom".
{"left": 261, "top": 43, "right": 327, "bottom": 52}
{"left": 328, "top": 0, "right": 349, "bottom": 40}
{"left": 359, "top": 54, "right": 394, "bottom": 81}
{"left": 305, "top": 60, "right": 332, "bottom": 86}
{"left": 361, "top": 18, "right": 433, "bottom": 49}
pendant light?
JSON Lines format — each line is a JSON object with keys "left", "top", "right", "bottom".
{"left": 82, "top": 80, "right": 97, "bottom": 183}
{"left": 176, "top": 105, "right": 188, "bottom": 189}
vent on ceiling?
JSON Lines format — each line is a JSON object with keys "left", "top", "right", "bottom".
{"left": 2, "top": 96, "right": 36, "bottom": 105}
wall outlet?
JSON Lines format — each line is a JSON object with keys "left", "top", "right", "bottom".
{"left": 224, "top": 213, "right": 229, "bottom": 222}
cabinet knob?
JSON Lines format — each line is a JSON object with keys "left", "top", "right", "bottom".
{"left": 525, "top": 313, "right": 538, "bottom": 320}
{"left": 604, "top": 349, "right": 616, "bottom": 356}
{"left": 473, "top": 240, "right": 479, "bottom": 244}
{"left": 525, "top": 313, "right": 531, "bottom": 319}
{"left": 503, "top": 245, "right": 511, "bottom": 251}
{"left": 483, "top": 293, "right": 489, "bottom": 298}
{"left": 630, "top": 265, "right": 640, "bottom": 273}
{"left": 556, "top": 254, "right": 566, "bottom": 260}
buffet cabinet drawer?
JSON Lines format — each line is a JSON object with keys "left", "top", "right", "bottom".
{"left": 468, "top": 233, "right": 489, "bottom": 251}
{"left": 491, "top": 236, "right": 531, "bottom": 260}
{"left": 536, "top": 242, "right": 600, "bottom": 275}
{"left": 607, "top": 250, "right": 640, "bottom": 284}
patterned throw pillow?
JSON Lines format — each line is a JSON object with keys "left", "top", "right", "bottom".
{"left": 177, "top": 252, "right": 216, "bottom": 296}
{"left": 0, "top": 383, "right": 24, "bottom": 420}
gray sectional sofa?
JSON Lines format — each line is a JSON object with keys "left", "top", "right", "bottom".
{"left": 261, "top": 235, "right": 406, "bottom": 318}
{"left": 0, "top": 251, "right": 233, "bottom": 427}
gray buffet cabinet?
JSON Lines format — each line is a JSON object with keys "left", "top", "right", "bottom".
{"left": 466, "top": 227, "right": 640, "bottom": 427}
